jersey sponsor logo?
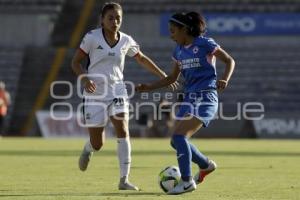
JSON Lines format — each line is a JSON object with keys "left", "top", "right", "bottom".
{"left": 180, "top": 58, "right": 201, "bottom": 69}
{"left": 108, "top": 52, "right": 115, "bottom": 56}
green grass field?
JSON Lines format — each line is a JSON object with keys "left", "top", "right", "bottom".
{"left": 0, "top": 138, "right": 299, "bottom": 200}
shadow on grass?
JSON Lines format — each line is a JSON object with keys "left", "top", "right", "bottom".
{"left": 0, "top": 150, "right": 299, "bottom": 157}
{"left": 0, "top": 192, "right": 163, "bottom": 197}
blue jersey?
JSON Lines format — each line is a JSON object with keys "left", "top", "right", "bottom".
{"left": 172, "top": 36, "right": 220, "bottom": 92}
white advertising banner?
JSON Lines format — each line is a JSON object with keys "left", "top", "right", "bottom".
{"left": 253, "top": 118, "right": 300, "bottom": 138}
{"left": 36, "top": 111, "right": 89, "bottom": 138}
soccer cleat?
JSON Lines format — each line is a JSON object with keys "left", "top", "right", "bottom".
{"left": 118, "top": 177, "right": 140, "bottom": 191}
{"left": 167, "top": 179, "right": 196, "bottom": 195}
{"left": 193, "top": 160, "right": 217, "bottom": 184}
{"left": 78, "top": 149, "right": 93, "bottom": 171}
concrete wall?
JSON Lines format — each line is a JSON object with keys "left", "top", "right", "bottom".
{"left": 121, "top": 14, "right": 174, "bottom": 47}
{"left": 0, "top": 14, "right": 53, "bottom": 47}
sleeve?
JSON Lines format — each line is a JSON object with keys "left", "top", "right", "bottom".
{"left": 205, "top": 38, "right": 220, "bottom": 55}
{"left": 79, "top": 32, "right": 93, "bottom": 55}
{"left": 126, "top": 36, "right": 140, "bottom": 57}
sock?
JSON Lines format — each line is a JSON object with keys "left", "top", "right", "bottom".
{"left": 84, "top": 140, "right": 95, "bottom": 153}
{"left": 117, "top": 137, "right": 131, "bottom": 180}
{"left": 171, "top": 134, "right": 192, "bottom": 181}
{"left": 189, "top": 142, "right": 209, "bottom": 169}
{"left": 171, "top": 140, "right": 209, "bottom": 169}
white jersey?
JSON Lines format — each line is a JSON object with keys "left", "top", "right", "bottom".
{"left": 79, "top": 28, "right": 139, "bottom": 100}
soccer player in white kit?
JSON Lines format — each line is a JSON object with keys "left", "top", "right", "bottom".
{"left": 71, "top": 2, "right": 170, "bottom": 190}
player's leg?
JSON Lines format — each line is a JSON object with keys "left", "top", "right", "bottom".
{"left": 79, "top": 98, "right": 108, "bottom": 171}
{"left": 110, "top": 112, "right": 139, "bottom": 191}
{"left": 88, "top": 127, "right": 105, "bottom": 150}
{"left": 170, "top": 123, "right": 216, "bottom": 183}
{"left": 170, "top": 138, "right": 216, "bottom": 185}
{"left": 178, "top": 130, "right": 217, "bottom": 185}
{"left": 79, "top": 127, "right": 105, "bottom": 171}
{"left": 190, "top": 91, "right": 219, "bottom": 184}
{"left": 188, "top": 122, "right": 217, "bottom": 184}
{"left": 168, "top": 115, "right": 201, "bottom": 194}
{"left": 193, "top": 159, "right": 217, "bottom": 184}
{"left": 170, "top": 122, "right": 210, "bottom": 169}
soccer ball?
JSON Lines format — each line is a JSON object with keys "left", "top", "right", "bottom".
{"left": 158, "top": 166, "right": 181, "bottom": 193}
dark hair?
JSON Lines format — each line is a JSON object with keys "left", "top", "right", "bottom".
{"left": 101, "top": 2, "right": 122, "bottom": 17}
{"left": 169, "top": 12, "right": 206, "bottom": 37}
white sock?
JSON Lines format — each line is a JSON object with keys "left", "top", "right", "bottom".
{"left": 84, "top": 140, "right": 95, "bottom": 153}
{"left": 117, "top": 137, "right": 131, "bottom": 180}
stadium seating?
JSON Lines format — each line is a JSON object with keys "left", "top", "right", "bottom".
{"left": 3, "top": 0, "right": 300, "bottom": 136}
{"left": 121, "top": 0, "right": 300, "bottom": 13}
{"left": 218, "top": 36, "right": 300, "bottom": 114}
{"left": 8, "top": 47, "right": 58, "bottom": 135}
{"left": 0, "top": 0, "right": 65, "bottom": 14}
{"left": 0, "top": 48, "right": 24, "bottom": 134}
{"left": 51, "top": 0, "right": 85, "bottom": 46}
{"left": 0, "top": 0, "right": 66, "bottom": 47}
{"left": 0, "top": 0, "right": 65, "bottom": 134}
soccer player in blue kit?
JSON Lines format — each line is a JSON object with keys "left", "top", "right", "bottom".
{"left": 136, "top": 12, "right": 235, "bottom": 195}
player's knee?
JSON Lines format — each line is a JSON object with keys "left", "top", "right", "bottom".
{"left": 117, "top": 130, "right": 129, "bottom": 138}
{"left": 91, "top": 142, "right": 103, "bottom": 151}
{"left": 92, "top": 144, "right": 102, "bottom": 151}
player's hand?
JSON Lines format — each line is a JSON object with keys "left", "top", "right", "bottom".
{"left": 217, "top": 79, "right": 228, "bottom": 92}
{"left": 168, "top": 81, "right": 179, "bottom": 91}
{"left": 135, "top": 84, "right": 151, "bottom": 92}
{"left": 83, "top": 79, "right": 96, "bottom": 93}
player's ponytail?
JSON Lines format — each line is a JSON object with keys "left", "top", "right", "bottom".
{"left": 186, "top": 12, "right": 206, "bottom": 37}
{"left": 169, "top": 12, "right": 206, "bottom": 37}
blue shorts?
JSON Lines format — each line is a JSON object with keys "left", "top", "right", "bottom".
{"left": 176, "top": 90, "right": 218, "bottom": 127}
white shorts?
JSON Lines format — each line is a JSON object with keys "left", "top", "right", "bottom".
{"left": 83, "top": 97, "right": 129, "bottom": 127}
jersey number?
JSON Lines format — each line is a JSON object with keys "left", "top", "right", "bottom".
{"left": 113, "top": 98, "right": 124, "bottom": 106}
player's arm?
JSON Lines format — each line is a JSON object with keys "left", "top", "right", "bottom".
{"left": 135, "top": 62, "right": 180, "bottom": 92}
{"left": 134, "top": 51, "right": 179, "bottom": 90}
{"left": 134, "top": 51, "right": 167, "bottom": 78}
{"left": 71, "top": 49, "right": 96, "bottom": 93}
{"left": 213, "top": 48, "right": 235, "bottom": 91}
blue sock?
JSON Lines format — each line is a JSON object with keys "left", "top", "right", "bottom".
{"left": 171, "top": 140, "right": 209, "bottom": 169}
{"left": 171, "top": 135, "right": 192, "bottom": 181}
{"left": 189, "top": 142, "right": 209, "bottom": 169}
